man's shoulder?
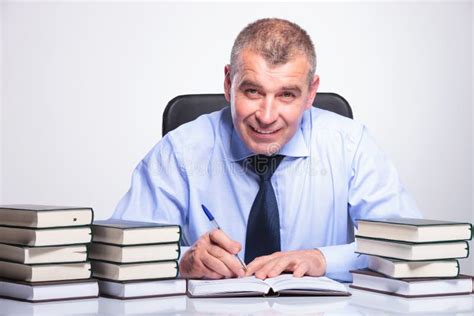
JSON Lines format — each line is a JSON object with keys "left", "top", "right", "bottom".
{"left": 165, "top": 107, "right": 231, "bottom": 152}
{"left": 308, "top": 107, "right": 363, "bottom": 138}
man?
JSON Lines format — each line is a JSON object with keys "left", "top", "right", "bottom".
{"left": 112, "top": 18, "right": 421, "bottom": 281}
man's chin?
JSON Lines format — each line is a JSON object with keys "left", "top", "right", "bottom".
{"left": 248, "top": 141, "right": 282, "bottom": 156}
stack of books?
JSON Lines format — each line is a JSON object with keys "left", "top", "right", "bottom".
{"left": 0, "top": 204, "right": 98, "bottom": 302}
{"left": 89, "top": 219, "right": 186, "bottom": 299}
{"left": 351, "top": 218, "right": 473, "bottom": 298}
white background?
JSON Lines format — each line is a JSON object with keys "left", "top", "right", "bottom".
{"left": 1, "top": 1, "right": 473, "bottom": 273}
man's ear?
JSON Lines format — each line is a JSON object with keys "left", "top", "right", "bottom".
{"left": 224, "top": 64, "right": 232, "bottom": 102}
{"left": 306, "top": 74, "right": 320, "bottom": 109}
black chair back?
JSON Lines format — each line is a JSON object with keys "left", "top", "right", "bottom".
{"left": 162, "top": 93, "right": 352, "bottom": 136}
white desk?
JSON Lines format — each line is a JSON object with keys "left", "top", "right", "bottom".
{"left": 1, "top": 286, "right": 473, "bottom": 315}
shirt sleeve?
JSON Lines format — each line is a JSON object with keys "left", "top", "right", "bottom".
{"left": 111, "top": 134, "right": 190, "bottom": 242}
{"left": 319, "top": 125, "right": 423, "bottom": 282}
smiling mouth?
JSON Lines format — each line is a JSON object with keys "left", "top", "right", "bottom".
{"left": 250, "top": 126, "right": 281, "bottom": 135}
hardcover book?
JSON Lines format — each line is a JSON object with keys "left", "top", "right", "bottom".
{"left": 97, "top": 278, "right": 186, "bottom": 299}
{"left": 187, "top": 274, "right": 350, "bottom": 297}
{"left": 92, "top": 219, "right": 181, "bottom": 245}
{"left": 0, "top": 226, "right": 92, "bottom": 246}
{"left": 0, "top": 205, "right": 93, "bottom": 228}
{"left": 0, "top": 260, "right": 92, "bottom": 282}
{"left": 350, "top": 269, "right": 472, "bottom": 298}
{"left": 89, "top": 242, "right": 179, "bottom": 263}
{"left": 91, "top": 260, "right": 178, "bottom": 281}
{"left": 355, "top": 237, "right": 469, "bottom": 260}
{"left": 356, "top": 218, "right": 472, "bottom": 243}
{"left": 367, "top": 256, "right": 460, "bottom": 278}
{"left": 0, "top": 243, "right": 88, "bottom": 264}
{"left": 0, "top": 278, "right": 98, "bottom": 303}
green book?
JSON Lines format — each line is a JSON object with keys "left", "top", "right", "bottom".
{"left": 350, "top": 269, "right": 473, "bottom": 298}
{"left": 0, "top": 226, "right": 92, "bottom": 246}
{"left": 0, "top": 243, "right": 88, "bottom": 264}
{"left": 0, "top": 260, "right": 92, "bottom": 282}
{"left": 355, "top": 237, "right": 469, "bottom": 261}
{"left": 0, "top": 204, "right": 94, "bottom": 228}
{"left": 367, "top": 256, "right": 460, "bottom": 278}
{"left": 88, "top": 242, "right": 180, "bottom": 263}
{"left": 356, "top": 218, "right": 472, "bottom": 243}
{"left": 92, "top": 219, "right": 181, "bottom": 245}
{"left": 91, "top": 260, "right": 179, "bottom": 281}
{"left": 0, "top": 278, "right": 98, "bottom": 303}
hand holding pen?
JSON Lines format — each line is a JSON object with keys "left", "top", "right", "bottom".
{"left": 201, "top": 204, "right": 247, "bottom": 272}
{"left": 178, "top": 205, "right": 247, "bottom": 279}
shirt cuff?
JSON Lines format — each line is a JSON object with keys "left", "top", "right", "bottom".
{"left": 317, "top": 243, "right": 368, "bottom": 282}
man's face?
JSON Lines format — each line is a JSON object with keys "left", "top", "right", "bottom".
{"left": 224, "top": 49, "right": 319, "bottom": 155}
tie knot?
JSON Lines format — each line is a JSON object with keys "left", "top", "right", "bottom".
{"left": 247, "top": 154, "right": 285, "bottom": 181}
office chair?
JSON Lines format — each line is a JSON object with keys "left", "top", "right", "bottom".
{"left": 162, "top": 93, "right": 352, "bottom": 136}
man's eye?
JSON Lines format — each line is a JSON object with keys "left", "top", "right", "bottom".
{"left": 246, "top": 89, "right": 258, "bottom": 95}
{"left": 282, "top": 92, "right": 295, "bottom": 98}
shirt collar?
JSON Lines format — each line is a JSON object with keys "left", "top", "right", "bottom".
{"left": 229, "top": 120, "right": 310, "bottom": 162}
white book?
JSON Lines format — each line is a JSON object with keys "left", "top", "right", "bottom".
{"left": 187, "top": 274, "right": 350, "bottom": 297}
{"left": 0, "top": 226, "right": 92, "bottom": 246}
{"left": 350, "top": 269, "right": 473, "bottom": 298}
{"left": 0, "top": 243, "right": 87, "bottom": 264}
{"left": 368, "top": 256, "right": 460, "bottom": 278}
{"left": 97, "top": 278, "right": 186, "bottom": 299}
{"left": 89, "top": 242, "right": 179, "bottom": 263}
{"left": 0, "top": 278, "right": 98, "bottom": 302}
{"left": 0, "top": 261, "right": 92, "bottom": 282}
{"left": 91, "top": 260, "right": 178, "bottom": 281}
{"left": 0, "top": 205, "right": 93, "bottom": 228}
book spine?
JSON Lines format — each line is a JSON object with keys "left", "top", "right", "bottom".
{"left": 174, "top": 260, "right": 179, "bottom": 279}
{"left": 89, "top": 208, "right": 95, "bottom": 226}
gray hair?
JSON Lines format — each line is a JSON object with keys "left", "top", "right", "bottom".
{"left": 230, "top": 18, "right": 317, "bottom": 84}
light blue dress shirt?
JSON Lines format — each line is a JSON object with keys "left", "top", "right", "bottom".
{"left": 112, "top": 107, "right": 422, "bottom": 281}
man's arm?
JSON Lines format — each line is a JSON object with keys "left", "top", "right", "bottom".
{"left": 246, "top": 126, "right": 422, "bottom": 281}
{"left": 112, "top": 134, "right": 245, "bottom": 279}
{"left": 112, "top": 134, "right": 189, "bottom": 227}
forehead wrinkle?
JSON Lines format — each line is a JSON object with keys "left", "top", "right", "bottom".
{"left": 238, "top": 70, "right": 305, "bottom": 93}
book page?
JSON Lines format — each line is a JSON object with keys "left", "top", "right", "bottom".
{"left": 188, "top": 276, "right": 270, "bottom": 296}
{"left": 263, "top": 274, "right": 347, "bottom": 293}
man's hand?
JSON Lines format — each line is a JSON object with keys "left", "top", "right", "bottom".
{"left": 245, "top": 249, "right": 327, "bottom": 279}
{"left": 179, "top": 229, "right": 246, "bottom": 279}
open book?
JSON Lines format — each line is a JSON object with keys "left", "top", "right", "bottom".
{"left": 187, "top": 274, "right": 350, "bottom": 297}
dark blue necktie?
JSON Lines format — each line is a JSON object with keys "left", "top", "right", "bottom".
{"left": 245, "top": 154, "right": 285, "bottom": 264}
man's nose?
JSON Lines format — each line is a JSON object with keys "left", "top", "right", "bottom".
{"left": 255, "top": 97, "right": 278, "bottom": 125}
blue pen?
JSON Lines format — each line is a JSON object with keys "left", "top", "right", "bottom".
{"left": 201, "top": 204, "right": 247, "bottom": 271}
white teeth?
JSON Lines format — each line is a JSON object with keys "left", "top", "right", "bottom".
{"left": 252, "top": 127, "right": 277, "bottom": 134}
